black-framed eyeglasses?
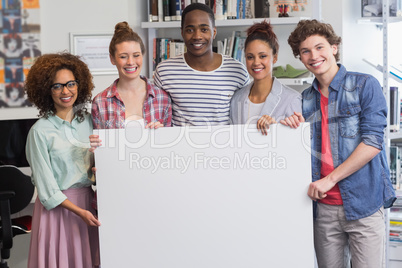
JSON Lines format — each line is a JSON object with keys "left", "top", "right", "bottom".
{"left": 50, "top": 80, "right": 79, "bottom": 93}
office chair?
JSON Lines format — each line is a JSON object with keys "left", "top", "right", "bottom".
{"left": 0, "top": 165, "right": 34, "bottom": 268}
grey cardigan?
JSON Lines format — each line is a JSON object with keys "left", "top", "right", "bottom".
{"left": 230, "top": 78, "right": 302, "bottom": 124}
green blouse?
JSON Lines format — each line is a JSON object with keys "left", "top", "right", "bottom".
{"left": 26, "top": 113, "right": 95, "bottom": 210}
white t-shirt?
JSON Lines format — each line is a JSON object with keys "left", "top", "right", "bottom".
{"left": 124, "top": 118, "right": 145, "bottom": 128}
{"left": 246, "top": 101, "right": 265, "bottom": 124}
{"left": 154, "top": 54, "right": 250, "bottom": 126}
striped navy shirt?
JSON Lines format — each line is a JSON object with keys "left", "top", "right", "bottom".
{"left": 154, "top": 54, "right": 250, "bottom": 126}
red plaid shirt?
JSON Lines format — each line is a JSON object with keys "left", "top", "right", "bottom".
{"left": 91, "top": 76, "right": 171, "bottom": 210}
{"left": 92, "top": 76, "right": 172, "bottom": 129}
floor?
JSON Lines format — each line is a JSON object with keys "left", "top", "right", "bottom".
{"left": 4, "top": 203, "right": 33, "bottom": 268}
{"left": 6, "top": 233, "right": 30, "bottom": 268}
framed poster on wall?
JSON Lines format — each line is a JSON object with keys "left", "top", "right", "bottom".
{"left": 0, "top": 0, "right": 41, "bottom": 109}
{"left": 69, "top": 33, "right": 117, "bottom": 75}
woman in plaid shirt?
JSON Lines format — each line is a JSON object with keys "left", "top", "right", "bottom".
{"left": 89, "top": 22, "right": 172, "bottom": 210}
{"left": 91, "top": 21, "right": 172, "bottom": 130}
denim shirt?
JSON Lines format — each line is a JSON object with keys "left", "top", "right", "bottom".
{"left": 303, "top": 64, "right": 396, "bottom": 221}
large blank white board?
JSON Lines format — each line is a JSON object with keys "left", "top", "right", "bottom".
{"left": 94, "top": 123, "right": 313, "bottom": 267}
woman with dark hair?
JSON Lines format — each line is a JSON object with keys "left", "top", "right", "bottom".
{"left": 230, "top": 20, "right": 301, "bottom": 135}
{"left": 25, "top": 52, "right": 100, "bottom": 268}
{"left": 91, "top": 21, "right": 171, "bottom": 130}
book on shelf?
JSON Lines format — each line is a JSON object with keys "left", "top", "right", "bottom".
{"left": 233, "top": 36, "right": 246, "bottom": 64}
{"left": 158, "top": 0, "right": 164, "bottom": 22}
{"left": 165, "top": 39, "right": 170, "bottom": 60}
{"left": 217, "top": 39, "right": 225, "bottom": 54}
{"left": 390, "top": 146, "right": 401, "bottom": 188}
{"left": 390, "top": 86, "right": 400, "bottom": 132}
{"left": 149, "top": 0, "right": 276, "bottom": 23}
{"left": 228, "top": 30, "right": 241, "bottom": 58}
{"left": 163, "top": 0, "right": 171, "bottom": 21}
{"left": 166, "top": 0, "right": 182, "bottom": 21}
{"left": 245, "top": 0, "right": 253, "bottom": 18}
{"left": 226, "top": 0, "right": 237, "bottom": 19}
{"left": 148, "top": 0, "right": 152, "bottom": 22}
{"left": 390, "top": 230, "right": 402, "bottom": 243}
{"left": 153, "top": 38, "right": 185, "bottom": 71}
{"left": 154, "top": 38, "right": 161, "bottom": 69}
{"left": 236, "top": 0, "right": 244, "bottom": 19}
{"left": 153, "top": 38, "right": 157, "bottom": 70}
{"left": 225, "top": 33, "right": 232, "bottom": 56}
{"left": 175, "top": 0, "right": 182, "bottom": 20}
{"left": 170, "top": 41, "right": 185, "bottom": 58}
{"left": 170, "top": 0, "right": 177, "bottom": 21}
{"left": 223, "top": 38, "right": 228, "bottom": 56}
{"left": 151, "top": 0, "right": 159, "bottom": 21}
{"left": 400, "top": 96, "right": 402, "bottom": 132}
{"left": 254, "top": 0, "right": 270, "bottom": 18}
{"left": 232, "top": 34, "right": 240, "bottom": 57}
{"left": 237, "top": 0, "right": 253, "bottom": 19}
{"left": 160, "top": 38, "right": 165, "bottom": 63}
{"left": 214, "top": 0, "right": 225, "bottom": 20}
{"left": 184, "top": 0, "right": 192, "bottom": 9}
{"left": 217, "top": 38, "right": 228, "bottom": 55}
{"left": 215, "top": 31, "right": 245, "bottom": 63}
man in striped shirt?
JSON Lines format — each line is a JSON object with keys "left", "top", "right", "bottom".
{"left": 154, "top": 3, "right": 249, "bottom": 126}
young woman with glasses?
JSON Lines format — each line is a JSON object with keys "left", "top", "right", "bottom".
{"left": 25, "top": 52, "right": 100, "bottom": 268}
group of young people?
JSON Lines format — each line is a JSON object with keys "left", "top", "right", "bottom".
{"left": 24, "top": 2, "right": 395, "bottom": 268}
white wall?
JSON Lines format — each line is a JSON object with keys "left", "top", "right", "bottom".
{"left": 1, "top": 0, "right": 147, "bottom": 120}
{"left": 322, "top": 0, "right": 402, "bottom": 86}
{"left": 40, "top": 0, "right": 132, "bottom": 98}
{"left": 340, "top": 0, "right": 383, "bottom": 81}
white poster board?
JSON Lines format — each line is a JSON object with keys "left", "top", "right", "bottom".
{"left": 94, "top": 124, "right": 314, "bottom": 267}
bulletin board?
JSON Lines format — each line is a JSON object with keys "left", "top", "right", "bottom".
{"left": 94, "top": 123, "right": 314, "bottom": 268}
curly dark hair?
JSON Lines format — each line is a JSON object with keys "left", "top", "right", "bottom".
{"left": 288, "top": 19, "right": 342, "bottom": 61}
{"left": 109, "top": 21, "right": 146, "bottom": 57}
{"left": 24, "top": 52, "right": 94, "bottom": 121}
{"left": 245, "top": 20, "right": 279, "bottom": 56}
